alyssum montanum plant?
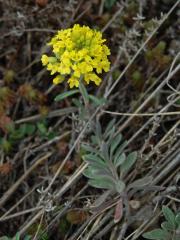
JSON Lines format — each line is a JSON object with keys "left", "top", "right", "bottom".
{"left": 41, "top": 24, "right": 111, "bottom": 88}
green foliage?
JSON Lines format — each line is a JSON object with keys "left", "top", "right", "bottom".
{"left": 105, "top": 0, "right": 117, "bottom": 9}
{"left": 143, "top": 206, "right": 180, "bottom": 240}
{"left": 0, "top": 233, "right": 31, "bottom": 240}
{"left": 82, "top": 120, "right": 137, "bottom": 193}
{"left": 54, "top": 89, "right": 79, "bottom": 102}
{"left": 0, "top": 120, "right": 57, "bottom": 153}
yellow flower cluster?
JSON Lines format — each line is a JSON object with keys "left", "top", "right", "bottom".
{"left": 41, "top": 24, "right": 110, "bottom": 88}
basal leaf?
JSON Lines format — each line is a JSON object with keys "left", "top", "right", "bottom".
{"left": 127, "top": 176, "right": 153, "bottom": 190}
{"left": 121, "top": 151, "right": 137, "bottom": 177}
{"left": 88, "top": 176, "right": 115, "bottom": 190}
{"left": 81, "top": 144, "right": 99, "bottom": 155}
{"left": 115, "top": 180, "right": 125, "bottom": 193}
{"left": 114, "top": 153, "right": 126, "bottom": 168}
{"left": 114, "top": 141, "right": 128, "bottom": 161}
{"left": 110, "top": 134, "right": 122, "bottom": 156}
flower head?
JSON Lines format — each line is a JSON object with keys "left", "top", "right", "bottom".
{"left": 41, "top": 24, "right": 110, "bottom": 88}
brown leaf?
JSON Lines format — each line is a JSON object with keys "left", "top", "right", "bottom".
{"left": 36, "top": 0, "right": 48, "bottom": 7}
{"left": 114, "top": 199, "right": 123, "bottom": 223}
{"left": 50, "top": 160, "right": 74, "bottom": 175}
{"left": 0, "top": 115, "right": 14, "bottom": 133}
{"left": 66, "top": 210, "right": 89, "bottom": 225}
{"left": 0, "top": 162, "right": 13, "bottom": 175}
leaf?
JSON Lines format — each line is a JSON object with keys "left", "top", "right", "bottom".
{"left": 105, "top": 0, "right": 117, "bottom": 9}
{"left": 14, "top": 233, "right": 20, "bottom": 240}
{"left": 0, "top": 237, "right": 9, "bottom": 240}
{"left": 114, "top": 153, "right": 126, "bottom": 168}
{"left": 175, "top": 213, "right": 180, "bottom": 227}
{"left": 96, "top": 120, "right": 102, "bottom": 140}
{"left": 101, "top": 141, "right": 109, "bottom": 163}
{"left": 121, "top": 151, "right": 137, "bottom": 177}
{"left": 89, "top": 95, "right": 106, "bottom": 106}
{"left": 104, "top": 119, "right": 116, "bottom": 139}
{"left": 0, "top": 162, "right": 13, "bottom": 175}
{"left": 91, "top": 135, "right": 99, "bottom": 145}
{"left": 110, "top": 134, "right": 122, "bottom": 156}
{"left": 54, "top": 90, "right": 79, "bottom": 102}
{"left": 127, "top": 176, "right": 153, "bottom": 189}
{"left": 66, "top": 210, "right": 88, "bottom": 225}
{"left": 83, "top": 154, "right": 106, "bottom": 167}
{"left": 72, "top": 98, "right": 83, "bottom": 108}
{"left": 79, "top": 80, "right": 89, "bottom": 104}
{"left": 161, "top": 221, "right": 175, "bottom": 231}
{"left": 114, "top": 141, "right": 128, "bottom": 162}
{"left": 81, "top": 144, "right": 99, "bottom": 155}
{"left": 23, "top": 236, "right": 31, "bottom": 240}
{"left": 83, "top": 166, "right": 111, "bottom": 179}
{"left": 88, "top": 176, "right": 115, "bottom": 190}
{"left": 37, "top": 122, "right": 47, "bottom": 135}
{"left": 24, "top": 124, "right": 36, "bottom": 135}
{"left": 162, "top": 206, "right": 176, "bottom": 228}
{"left": 142, "top": 229, "right": 170, "bottom": 239}
{"left": 115, "top": 180, "right": 125, "bottom": 193}
{"left": 114, "top": 199, "right": 123, "bottom": 223}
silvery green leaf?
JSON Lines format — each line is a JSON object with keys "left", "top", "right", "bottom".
{"left": 91, "top": 135, "right": 99, "bottom": 145}
{"left": 114, "top": 141, "right": 128, "bottom": 161}
{"left": 115, "top": 180, "right": 125, "bottom": 193}
{"left": 88, "top": 176, "right": 115, "bottom": 190}
{"left": 110, "top": 134, "right": 122, "bottom": 156}
{"left": 162, "top": 206, "right": 176, "bottom": 228}
{"left": 24, "top": 236, "right": 31, "bottom": 240}
{"left": 161, "top": 221, "right": 175, "bottom": 231}
{"left": 104, "top": 119, "right": 116, "bottom": 139}
{"left": 175, "top": 213, "right": 180, "bottom": 226}
{"left": 127, "top": 176, "right": 153, "bottom": 189}
{"left": 121, "top": 151, "right": 137, "bottom": 177}
{"left": 81, "top": 144, "right": 99, "bottom": 155}
{"left": 142, "top": 229, "right": 170, "bottom": 239}
{"left": 55, "top": 90, "right": 79, "bottom": 101}
{"left": 101, "top": 141, "right": 109, "bottom": 163}
{"left": 83, "top": 167, "right": 99, "bottom": 179}
{"left": 83, "top": 154, "right": 106, "bottom": 166}
{"left": 104, "top": 126, "right": 116, "bottom": 142}
{"left": 89, "top": 95, "right": 106, "bottom": 106}
{"left": 79, "top": 80, "right": 89, "bottom": 104}
{"left": 114, "top": 153, "right": 126, "bottom": 168}
{"left": 96, "top": 120, "right": 102, "bottom": 140}
{"left": 72, "top": 98, "right": 83, "bottom": 108}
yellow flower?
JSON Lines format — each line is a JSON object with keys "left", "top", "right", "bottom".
{"left": 53, "top": 75, "right": 64, "bottom": 85}
{"left": 68, "top": 76, "right": 79, "bottom": 88}
{"left": 41, "top": 24, "right": 110, "bottom": 88}
{"left": 41, "top": 55, "right": 49, "bottom": 66}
